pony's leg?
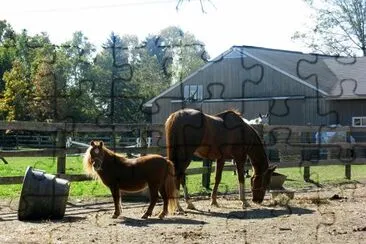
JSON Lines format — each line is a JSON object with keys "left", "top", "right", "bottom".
{"left": 111, "top": 187, "right": 121, "bottom": 218}
{"left": 142, "top": 185, "right": 159, "bottom": 219}
{"left": 182, "top": 176, "right": 195, "bottom": 210}
{"left": 158, "top": 185, "right": 168, "bottom": 219}
{"left": 210, "top": 158, "right": 225, "bottom": 207}
{"left": 236, "top": 160, "right": 250, "bottom": 208}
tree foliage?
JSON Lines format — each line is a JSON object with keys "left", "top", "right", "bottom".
{"left": 293, "top": 0, "right": 366, "bottom": 56}
{"left": 0, "top": 21, "right": 208, "bottom": 123}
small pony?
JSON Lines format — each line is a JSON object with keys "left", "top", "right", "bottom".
{"left": 83, "top": 141, "right": 177, "bottom": 219}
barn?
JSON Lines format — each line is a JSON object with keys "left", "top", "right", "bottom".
{"left": 144, "top": 45, "right": 366, "bottom": 128}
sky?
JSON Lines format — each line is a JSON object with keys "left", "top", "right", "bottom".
{"left": 1, "top": 0, "right": 314, "bottom": 58}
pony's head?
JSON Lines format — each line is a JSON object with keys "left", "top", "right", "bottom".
{"left": 251, "top": 164, "right": 276, "bottom": 203}
{"left": 83, "top": 141, "right": 106, "bottom": 177}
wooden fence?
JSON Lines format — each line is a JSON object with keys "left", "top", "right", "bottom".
{"left": 1, "top": 121, "right": 366, "bottom": 186}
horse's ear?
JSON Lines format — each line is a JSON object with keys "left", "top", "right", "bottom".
{"left": 90, "top": 141, "right": 95, "bottom": 146}
{"left": 99, "top": 141, "right": 104, "bottom": 147}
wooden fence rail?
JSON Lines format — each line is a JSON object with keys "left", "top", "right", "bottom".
{"left": 1, "top": 122, "right": 366, "bottom": 186}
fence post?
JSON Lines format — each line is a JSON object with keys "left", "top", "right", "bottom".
{"left": 202, "top": 159, "right": 212, "bottom": 189}
{"left": 139, "top": 127, "right": 147, "bottom": 156}
{"left": 56, "top": 130, "right": 66, "bottom": 174}
{"left": 303, "top": 166, "right": 310, "bottom": 182}
{"left": 345, "top": 164, "right": 351, "bottom": 180}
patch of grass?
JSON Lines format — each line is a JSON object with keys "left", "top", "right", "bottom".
{"left": 0, "top": 157, "right": 365, "bottom": 198}
{"left": 277, "top": 165, "right": 366, "bottom": 189}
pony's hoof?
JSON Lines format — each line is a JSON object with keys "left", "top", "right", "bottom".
{"left": 174, "top": 209, "right": 186, "bottom": 215}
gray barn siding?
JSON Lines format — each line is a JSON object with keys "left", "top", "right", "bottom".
{"left": 150, "top": 56, "right": 335, "bottom": 126}
{"left": 330, "top": 100, "right": 366, "bottom": 125}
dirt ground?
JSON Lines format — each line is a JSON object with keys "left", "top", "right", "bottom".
{"left": 0, "top": 183, "right": 365, "bottom": 244}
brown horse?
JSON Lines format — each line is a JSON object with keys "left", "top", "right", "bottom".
{"left": 83, "top": 141, "right": 177, "bottom": 219}
{"left": 165, "top": 108, "right": 276, "bottom": 210}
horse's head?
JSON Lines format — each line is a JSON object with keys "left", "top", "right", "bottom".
{"left": 89, "top": 141, "right": 106, "bottom": 171}
{"left": 251, "top": 164, "right": 276, "bottom": 203}
{"left": 259, "top": 113, "right": 269, "bottom": 125}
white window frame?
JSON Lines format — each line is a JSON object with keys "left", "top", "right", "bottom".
{"left": 352, "top": 117, "right": 366, "bottom": 127}
{"left": 184, "top": 85, "right": 203, "bottom": 102}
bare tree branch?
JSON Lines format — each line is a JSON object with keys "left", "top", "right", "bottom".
{"left": 293, "top": 0, "right": 366, "bottom": 56}
{"left": 176, "top": 0, "right": 215, "bottom": 13}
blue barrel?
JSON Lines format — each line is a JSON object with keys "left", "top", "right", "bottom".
{"left": 18, "top": 166, "right": 70, "bottom": 221}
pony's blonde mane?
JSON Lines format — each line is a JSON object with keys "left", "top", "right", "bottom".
{"left": 82, "top": 146, "right": 99, "bottom": 179}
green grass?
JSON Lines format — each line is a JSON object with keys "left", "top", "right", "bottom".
{"left": 177, "top": 161, "right": 366, "bottom": 196}
{"left": 0, "top": 156, "right": 365, "bottom": 198}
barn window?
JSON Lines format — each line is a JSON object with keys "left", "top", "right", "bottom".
{"left": 352, "top": 117, "right": 366, "bottom": 127}
{"left": 184, "top": 85, "right": 203, "bottom": 102}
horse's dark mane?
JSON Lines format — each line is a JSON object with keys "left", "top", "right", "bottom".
{"left": 214, "top": 109, "right": 269, "bottom": 172}
{"left": 215, "top": 109, "right": 242, "bottom": 117}
{"left": 245, "top": 126, "right": 269, "bottom": 173}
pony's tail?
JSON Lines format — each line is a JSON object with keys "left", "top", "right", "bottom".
{"left": 165, "top": 159, "right": 178, "bottom": 214}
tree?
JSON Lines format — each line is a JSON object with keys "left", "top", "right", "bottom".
{"left": 155, "top": 26, "right": 208, "bottom": 84}
{"left": 51, "top": 31, "right": 99, "bottom": 122}
{"left": 0, "top": 20, "right": 16, "bottom": 93}
{"left": 0, "top": 60, "right": 31, "bottom": 120}
{"left": 293, "top": 0, "right": 366, "bottom": 56}
{"left": 0, "top": 29, "right": 41, "bottom": 121}
{"left": 91, "top": 33, "right": 138, "bottom": 123}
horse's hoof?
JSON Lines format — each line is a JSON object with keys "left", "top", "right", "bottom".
{"left": 141, "top": 214, "right": 148, "bottom": 219}
{"left": 210, "top": 201, "right": 219, "bottom": 207}
{"left": 186, "top": 202, "right": 196, "bottom": 210}
{"left": 242, "top": 201, "right": 251, "bottom": 208}
{"left": 158, "top": 212, "right": 166, "bottom": 219}
{"left": 112, "top": 213, "right": 120, "bottom": 219}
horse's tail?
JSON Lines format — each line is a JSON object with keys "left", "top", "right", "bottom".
{"left": 165, "top": 112, "right": 178, "bottom": 163}
{"left": 164, "top": 159, "right": 178, "bottom": 213}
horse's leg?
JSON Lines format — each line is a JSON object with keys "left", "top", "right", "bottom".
{"left": 110, "top": 186, "right": 121, "bottom": 218}
{"left": 142, "top": 184, "right": 159, "bottom": 219}
{"left": 210, "top": 158, "right": 225, "bottom": 207}
{"left": 236, "top": 159, "right": 250, "bottom": 208}
{"left": 232, "top": 160, "right": 237, "bottom": 175}
{"left": 181, "top": 175, "right": 195, "bottom": 210}
{"left": 175, "top": 175, "right": 185, "bottom": 214}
